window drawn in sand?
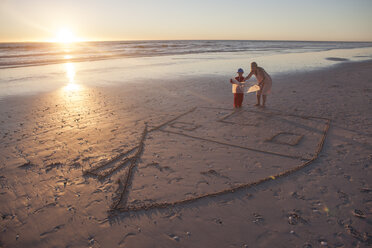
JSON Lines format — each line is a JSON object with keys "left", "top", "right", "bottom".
{"left": 83, "top": 107, "right": 330, "bottom": 213}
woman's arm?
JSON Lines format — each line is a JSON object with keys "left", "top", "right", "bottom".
{"left": 244, "top": 71, "right": 254, "bottom": 81}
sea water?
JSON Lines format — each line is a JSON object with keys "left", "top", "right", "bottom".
{"left": 1, "top": 40, "right": 372, "bottom": 98}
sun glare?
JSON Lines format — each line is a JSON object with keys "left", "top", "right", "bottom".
{"left": 53, "top": 28, "right": 80, "bottom": 43}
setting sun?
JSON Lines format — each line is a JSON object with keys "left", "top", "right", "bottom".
{"left": 53, "top": 28, "right": 81, "bottom": 43}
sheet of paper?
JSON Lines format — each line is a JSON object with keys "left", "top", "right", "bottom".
{"left": 247, "top": 85, "right": 260, "bottom": 93}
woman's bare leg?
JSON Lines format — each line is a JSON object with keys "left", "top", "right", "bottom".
{"left": 262, "top": 95, "right": 267, "bottom": 106}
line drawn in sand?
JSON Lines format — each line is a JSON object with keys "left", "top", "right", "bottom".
{"left": 83, "top": 107, "right": 331, "bottom": 215}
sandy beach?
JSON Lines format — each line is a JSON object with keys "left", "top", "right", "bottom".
{"left": 0, "top": 58, "right": 372, "bottom": 247}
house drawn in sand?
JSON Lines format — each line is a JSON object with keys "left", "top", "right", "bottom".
{"left": 83, "top": 107, "right": 330, "bottom": 214}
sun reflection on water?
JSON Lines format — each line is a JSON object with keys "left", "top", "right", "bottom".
{"left": 58, "top": 61, "right": 91, "bottom": 133}
{"left": 65, "top": 62, "right": 75, "bottom": 83}
{"left": 64, "top": 82, "right": 81, "bottom": 92}
{"left": 59, "top": 61, "right": 88, "bottom": 119}
{"left": 63, "top": 62, "right": 81, "bottom": 92}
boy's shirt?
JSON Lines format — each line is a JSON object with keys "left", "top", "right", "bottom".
{"left": 232, "top": 76, "right": 245, "bottom": 94}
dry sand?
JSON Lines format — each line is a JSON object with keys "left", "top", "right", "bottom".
{"left": 0, "top": 61, "right": 371, "bottom": 247}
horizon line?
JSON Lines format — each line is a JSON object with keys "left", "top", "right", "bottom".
{"left": 1, "top": 38, "right": 372, "bottom": 44}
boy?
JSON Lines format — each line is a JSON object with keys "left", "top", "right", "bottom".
{"left": 230, "top": 68, "right": 245, "bottom": 108}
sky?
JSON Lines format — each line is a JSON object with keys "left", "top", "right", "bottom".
{"left": 0, "top": 0, "right": 371, "bottom": 42}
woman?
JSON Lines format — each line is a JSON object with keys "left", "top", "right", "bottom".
{"left": 245, "top": 62, "right": 272, "bottom": 107}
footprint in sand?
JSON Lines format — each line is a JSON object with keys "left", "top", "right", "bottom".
{"left": 39, "top": 224, "right": 65, "bottom": 237}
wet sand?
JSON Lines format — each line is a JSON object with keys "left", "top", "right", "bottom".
{"left": 0, "top": 60, "right": 371, "bottom": 247}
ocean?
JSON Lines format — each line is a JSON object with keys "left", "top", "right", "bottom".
{"left": 1, "top": 40, "right": 372, "bottom": 69}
